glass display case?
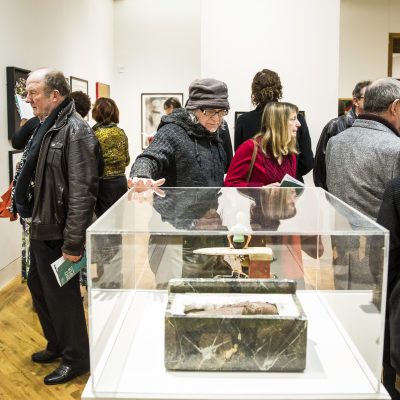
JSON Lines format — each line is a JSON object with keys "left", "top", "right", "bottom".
{"left": 82, "top": 186, "right": 390, "bottom": 399}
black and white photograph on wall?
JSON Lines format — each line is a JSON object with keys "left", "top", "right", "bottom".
{"left": 6, "top": 66, "right": 33, "bottom": 140}
{"left": 8, "top": 150, "right": 23, "bottom": 183}
{"left": 141, "top": 93, "right": 183, "bottom": 149}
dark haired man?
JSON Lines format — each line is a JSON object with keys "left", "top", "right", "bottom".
{"left": 11, "top": 68, "right": 102, "bottom": 385}
{"left": 314, "top": 80, "right": 371, "bottom": 190}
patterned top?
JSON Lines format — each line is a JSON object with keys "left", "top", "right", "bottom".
{"left": 93, "top": 122, "right": 130, "bottom": 177}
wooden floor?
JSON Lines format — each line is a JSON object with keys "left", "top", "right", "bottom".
{"left": 0, "top": 277, "right": 89, "bottom": 400}
{"left": 0, "top": 237, "right": 335, "bottom": 400}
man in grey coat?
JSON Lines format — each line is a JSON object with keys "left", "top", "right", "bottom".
{"left": 326, "top": 78, "right": 400, "bottom": 290}
{"left": 326, "top": 77, "right": 400, "bottom": 220}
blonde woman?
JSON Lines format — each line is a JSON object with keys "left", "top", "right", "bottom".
{"left": 225, "top": 102, "right": 300, "bottom": 187}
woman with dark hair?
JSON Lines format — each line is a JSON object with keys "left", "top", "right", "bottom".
{"left": 163, "top": 97, "right": 182, "bottom": 115}
{"left": 92, "top": 97, "right": 130, "bottom": 216}
{"left": 70, "top": 90, "right": 91, "bottom": 118}
{"left": 234, "top": 68, "right": 313, "bottom": 182}
{"left": 225, "top": 102, "right": 300, "bottom": 187}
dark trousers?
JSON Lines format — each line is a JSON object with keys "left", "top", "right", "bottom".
{"left": 95, "top": 176, "right": 127, "bottom": 217}
{"left": 28, "top": 239, "right": 89, "bottom": 367}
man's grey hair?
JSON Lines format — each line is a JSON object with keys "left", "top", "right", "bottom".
{"left": 364, "top": 77, "right": 400, "bottom": 113}
{"left": 32, "top": 69, "right": 70, "bottom": 97}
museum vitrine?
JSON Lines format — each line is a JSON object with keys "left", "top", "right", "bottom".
{"left": 83, "top": 186, "right": 390, "bottom": 399}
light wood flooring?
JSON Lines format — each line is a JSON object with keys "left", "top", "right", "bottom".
{"left": 0, "top": 277, "right": 89, "bottom": 400}
{"left": 0, "top": 238, "right": 336, "bottom": 400}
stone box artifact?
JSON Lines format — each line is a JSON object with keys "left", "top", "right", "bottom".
{"left": 164, "top": 278, "right": 307, "bottom": 372}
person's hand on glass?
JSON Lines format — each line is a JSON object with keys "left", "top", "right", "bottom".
{"left": 128, "top": 177, "right": 166, "bottom": 202}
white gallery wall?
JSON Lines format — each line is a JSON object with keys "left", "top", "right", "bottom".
{"left": 339, "top": 0, "right": 400, "bottom": 96}
{"left": 112, "top": 0, "right": 202, "bottom": 163}
{"left": 0, "top": 0, "right": 114, "bottom": 285}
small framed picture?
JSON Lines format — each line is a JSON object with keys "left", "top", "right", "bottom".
{"left": 8, "top": 150, "right": 23, "bottom": 183}
{"left": 6, "top": 66, "right": 32, "bottom": 140}
{"left": 96, "top": 82, "right": 110, "bottom": 99}
{"left": 235, "top": 111, "right": 246, "bottom": 123}
{"left": 338, "top": 98, "right": 353, "bottom": 117}
{"left": 70, "top": 76, "right": 89, "bottom": 95}
{"left": 234, "top": 111, "right": 246, "bottom": 130}
{"left": 141, "top": 93, "right": 183, "bottom": 149}
{"left": 70, "top": 76, "right": 89, "bottom": 120}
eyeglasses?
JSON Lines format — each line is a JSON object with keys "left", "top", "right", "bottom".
{"left": 201, "top": 109, "right": 228, "bottom": 118}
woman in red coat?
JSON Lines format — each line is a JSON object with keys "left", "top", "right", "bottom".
{"left": 225, "top": 102, "right": 300, "bottom": 187}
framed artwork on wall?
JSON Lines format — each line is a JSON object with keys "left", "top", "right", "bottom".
{"left": 70, "top": 76, "right": 88, "bottom": 94}
{"left": 338, "top": 98, "right": 353, "bottom": 117}
{"left": 234, "top": 111, "right": 246, "bottom": 131}
{"left": 8, "top": 150, "right": 23, "bottom": 183}
{"left": 6, "top": 66, "right": 33, "bottom": 140}
{"left": 141, "top": 93, "right": 183, "bottom": 149}
{"left": 96, "top": 82, "right": 110, "bottom": 99}
{"left": 235, "top": 111, "right": 246, "bottom": 122}
{"left": 70, "top": 76, "right": 89, "bottom": 120}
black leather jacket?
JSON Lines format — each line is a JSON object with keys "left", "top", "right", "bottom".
{"left": 30, "top": 100, "right": 102, "bottom": 256}
{"left": 313, "top": 107, "right": 357, "bottom": 190}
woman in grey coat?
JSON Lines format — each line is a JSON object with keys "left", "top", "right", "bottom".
{"left": 129, "top": 78, "right": 230, "bottom": 189}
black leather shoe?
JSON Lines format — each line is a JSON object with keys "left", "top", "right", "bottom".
{"left": 31, "top": 350, "right": 61, "bottom": 364}
{"left": 44, "top": 363, "right": 89, "bottom": 385}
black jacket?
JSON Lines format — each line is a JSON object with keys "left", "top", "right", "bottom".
{"left": 313, "top": 107, "right": 357, "bottom": 190}
{"left": 234, "top": 105, "right": 314, "bottom": 182}
{"left": 11, "top": 117, "right": 40, "bottom": 150}
{"left": 376, "top": 178, "right": 400, "bottom": 374}
{"left": 131, "top": 108, "right": 227, "bottom": 187}
{"left": 30, "top": 100, "right": 102, "bottom": 256}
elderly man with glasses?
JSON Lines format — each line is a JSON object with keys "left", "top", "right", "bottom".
{"left": 129, "top": 78, "right": 230, "bottom": 189}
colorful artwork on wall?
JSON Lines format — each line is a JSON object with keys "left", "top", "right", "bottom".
{"left": 338, "top": 98, "right": 353, "bottom": 117}
{"left": 96, "top": 82, "right": 110, "bottom": 99}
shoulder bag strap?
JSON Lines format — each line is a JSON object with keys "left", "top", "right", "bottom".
{"left": 245, "top": 140, "right": 258, "bottom": 182}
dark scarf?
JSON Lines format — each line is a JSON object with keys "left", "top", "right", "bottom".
{"left": 14, "top": 98, "right": 70, "bottom": 218}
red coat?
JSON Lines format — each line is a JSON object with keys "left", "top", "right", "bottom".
{"left": 224, "top": 139, "right": 297, "bottom": 187}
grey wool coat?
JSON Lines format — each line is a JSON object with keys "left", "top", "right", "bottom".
{"left": 326, "top": 117, "right": 400, "bottom": 220}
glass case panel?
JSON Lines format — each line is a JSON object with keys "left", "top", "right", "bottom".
{"left": 85, "top": 187, "right": 389, "bottom": 399}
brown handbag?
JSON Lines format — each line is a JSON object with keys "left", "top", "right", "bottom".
{"left": 245, "top": 140, "right": 259, "bottom": 182}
